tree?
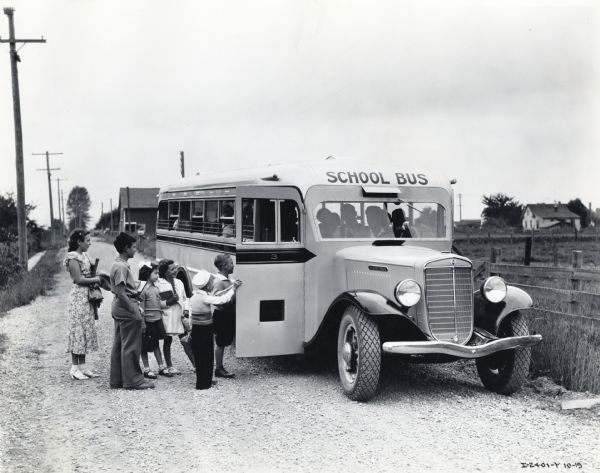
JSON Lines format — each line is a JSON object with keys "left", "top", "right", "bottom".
{"left": 0, "top": 192, "right": 37, "bottom": 243}
{"left": 67, "top": 186, "right": 92, "bottom": 231}
{"left": 94, "top": 208, "right": 120, "bottom": 231}
{"left": 481, "top": 193, "right": 523, "bottom": 227}
{"left": 567, "top": 198, "right": 589, "bottom": 228}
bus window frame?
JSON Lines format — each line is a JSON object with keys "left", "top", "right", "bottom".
{"left": 235, "top": 187, "right": 304, "bottom": 248}
{"left": 305, "top": 185, "right": 452, "bottom": 242}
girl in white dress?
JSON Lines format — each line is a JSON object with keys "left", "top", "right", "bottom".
{"left": 157, "top": 259, "right": 188, "bottom": 375}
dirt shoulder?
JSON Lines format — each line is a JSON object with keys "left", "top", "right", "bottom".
{"left": 0, "top": 241, "right": 598, "bottom": 473}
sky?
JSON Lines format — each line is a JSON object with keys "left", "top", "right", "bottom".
{"left": 1, "top": 0, "right": 599, "bottom": 227}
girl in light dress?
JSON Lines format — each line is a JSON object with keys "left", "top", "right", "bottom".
{"left": 156, "top": 259, "right": 189, "bottom": 375}
{"left": 64, "top": 229, "right": 104, "bottom": 380}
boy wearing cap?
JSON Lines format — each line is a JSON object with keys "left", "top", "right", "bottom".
{"left": 190, "top": 270, "right": 241, "bottom": 390}
{"left": 109, "top": 232, "right": 154, "bottom": 390}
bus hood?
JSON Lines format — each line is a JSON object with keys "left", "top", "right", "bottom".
{"left": 335, "top": 244, "right": 468, "bottom": 268}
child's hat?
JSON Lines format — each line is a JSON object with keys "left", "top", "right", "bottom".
{"left": 192, "top": 270, "right": 212, "bottom": 288}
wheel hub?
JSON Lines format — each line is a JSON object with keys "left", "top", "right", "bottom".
{"left": 343, "top": 342, "right": 354, "bottom": 370}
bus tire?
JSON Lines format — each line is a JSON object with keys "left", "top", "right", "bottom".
{"left": 337, "top": 305, "right": 381, "bottom": 401}
{"left": 476, "top": 312, "right": 531, "bottom": 395}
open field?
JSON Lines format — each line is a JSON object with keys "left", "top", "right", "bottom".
{"left": 455, "top": 231, "right": 600, "bottom": 268}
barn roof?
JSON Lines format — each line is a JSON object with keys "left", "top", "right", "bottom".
{"left": 118, "top": 188, "right": 159, "bottom": 209}
{"left": 525, "top": 204, "right": 580, "bottom": 220}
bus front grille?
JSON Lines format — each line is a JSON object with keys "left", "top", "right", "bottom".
{"left": 424, "top": 266, "right": 473, "bottom": 344}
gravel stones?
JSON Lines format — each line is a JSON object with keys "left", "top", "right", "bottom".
{"left": 0, "top": 242, "right": 598, "bottom": 472}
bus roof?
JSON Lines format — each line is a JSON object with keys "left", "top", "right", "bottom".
{"left": 159, "top": 160, "right": 454, "bottom": 197}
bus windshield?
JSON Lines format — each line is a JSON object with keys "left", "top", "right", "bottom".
{"left": 315, "top": 200, "right": 447, "bottom": 239}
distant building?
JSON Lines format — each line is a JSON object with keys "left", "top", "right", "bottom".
{"left": 118, "top": 187, "right": 159, "bottom": 236}
{"left": 522, "top": 203, "right": 581, "bottom": 231}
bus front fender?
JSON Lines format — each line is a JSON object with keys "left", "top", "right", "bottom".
{"left": 304, "top": 291, "right": 411, "bottom": 350}
{"left": 474, "top": 285, "right": 533, "bottom": 334}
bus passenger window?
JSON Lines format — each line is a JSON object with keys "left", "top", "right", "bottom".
{"left": 191, "top": 201, "right": 204, "bottom": 233}
{"left": 158, "top": 201, "right": 168, "bottom": 230}
{"left": 220, "top": 200, "right": 235, "bottom": 238}
{"left": 242, "top": 199, "right": 254, "bottom": 241}
{"left": 280, "top": 200, "right": 300, "bottom": 242}
{"left": 205, "top": 201, "right": 219, "bottom": 235}
{"left": 168, "top": 201, "right": 180, "bottom": 230}
{"left": 242, "top": 198, "right": 275, "bottom": 242}
{"left": 179, "top": 201, "right": 191, "bottom": 232}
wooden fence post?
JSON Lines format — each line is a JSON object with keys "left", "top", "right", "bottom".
{"left": 571, "top": 250, "right": 582, "bottom": 269}
{"left": 571, "top": 250, "right": 583, "bottom": 292}
{"left": 490, "top": 247, "right": 502, "bottom": 263}
{"left": 524, "top": 236, "right": 532, "bottom": 266}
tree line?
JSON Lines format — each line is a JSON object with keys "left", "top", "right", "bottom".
{"left": 481, "top": 193, "right": 597, "bottom": 229}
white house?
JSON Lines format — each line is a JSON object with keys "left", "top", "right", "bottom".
{"left": 522, "top": 204, "right": 581, "bottom": 231}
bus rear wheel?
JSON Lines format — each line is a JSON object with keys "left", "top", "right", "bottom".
{"left": 337, "top": 306, "right": 381, "bottom": 401}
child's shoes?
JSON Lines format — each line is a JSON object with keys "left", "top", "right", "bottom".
{"left": 143, "top": 368, "right": 157, "bottom": 379}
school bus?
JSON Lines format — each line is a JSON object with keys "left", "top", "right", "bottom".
{"left": 156, "top": 160, "right": 542, "bottom": 401}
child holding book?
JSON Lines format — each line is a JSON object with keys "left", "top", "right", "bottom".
{"left": 138, "top": 262, "right": 171, "bottom": 379}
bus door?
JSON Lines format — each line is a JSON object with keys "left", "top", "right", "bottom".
{"left": 234, "top": 186, "right": 314, "bottom": 357}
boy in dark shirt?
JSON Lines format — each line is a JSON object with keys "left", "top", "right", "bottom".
{"left": 109, "top": 232, "right": 154, "bottom": 390}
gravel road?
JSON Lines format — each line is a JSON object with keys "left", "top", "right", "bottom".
{"left": 0, "top": 240, "right": 598, "bottom": 473}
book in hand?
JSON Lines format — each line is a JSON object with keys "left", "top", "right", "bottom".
{"left": 159, "top": 290, "right": 174, "bottom": 301}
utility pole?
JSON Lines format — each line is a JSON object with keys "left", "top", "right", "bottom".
{"left": 458, "top": 193, "right": 463, "bottom": 222}
{"left": 126, "top": 186, "right": 131, "bottom": 233}
{"left": 180, "top": 150, "right": 185, "bottom": 178}
{"left": 53, "top": 177, "right": 67, "bottom": 229}
{"left": 1, "top": 8, "right": 46, "bottom": 269}
{"left": 61, "top": 189, "right": 66, "bottom": 232}
{"left": 34, "top": 151, "right": 62, "bottom": 243}
{"left": 110, "top": 198, "right": 114, "bottom": 232}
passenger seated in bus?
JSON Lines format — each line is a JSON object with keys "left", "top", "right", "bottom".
{"left": 340, "top": 203, "right": 366, "bottom": 238}
{"left": 366, "top": 206, "right": 393, "bottom": 238}
{"left": 391, "top": 208, "right": 412, "bottom": 238}
{"left": 316, "top": 208, "right": 340, "bottom": 238}
{"left": 221, "top": 203, "right": 235, "bottom": 238}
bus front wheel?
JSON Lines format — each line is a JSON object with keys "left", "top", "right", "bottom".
{"left": 337, "top": 306, "right": 381, "bottom": 401}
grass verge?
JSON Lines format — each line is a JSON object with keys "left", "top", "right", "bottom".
{"left": 530, "top": 312, "right": 600, "bottom": 394}
{"left": 0, "top": 248, "right": 63, "bottom": 317}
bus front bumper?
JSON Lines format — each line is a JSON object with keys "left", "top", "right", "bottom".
{"left": 381, "top": 334, "right": 542, "bottom": 359}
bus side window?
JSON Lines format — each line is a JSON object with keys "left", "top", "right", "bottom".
{"left": 158, "top": 201, "right": 168, "bottom": 230}
{"left": 242, "top": 198, "right": 275, "bottom": 242}
{"left": 179, "top": 201, "right": 191, "bottom": 232}
{"left": 242, "top": 199, "right": 254, "bottom": 241}
{"left": 205, "top": 200, "right": 219, "bottom": 235}
{"left": 191, "top": 200, "right": 204, "bottom": 233}
{"left": 169, "top": 201, "right": 180, "bottom": 230}
{"left": 280, "top": 200, "right": 300, "bottom": 242}
{"left": 220, "top": 200, "right": 235, "bottom": 238}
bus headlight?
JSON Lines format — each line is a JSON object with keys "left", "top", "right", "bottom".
{"left": 481, "top": 276, "right": 507, "bottom": 303}
{"left": 395, "top": 279, "right": 421, "bottom": 307}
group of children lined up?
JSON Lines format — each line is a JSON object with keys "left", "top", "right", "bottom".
{"left": 136, "top": 254, "right": 242, "bottom": 390}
